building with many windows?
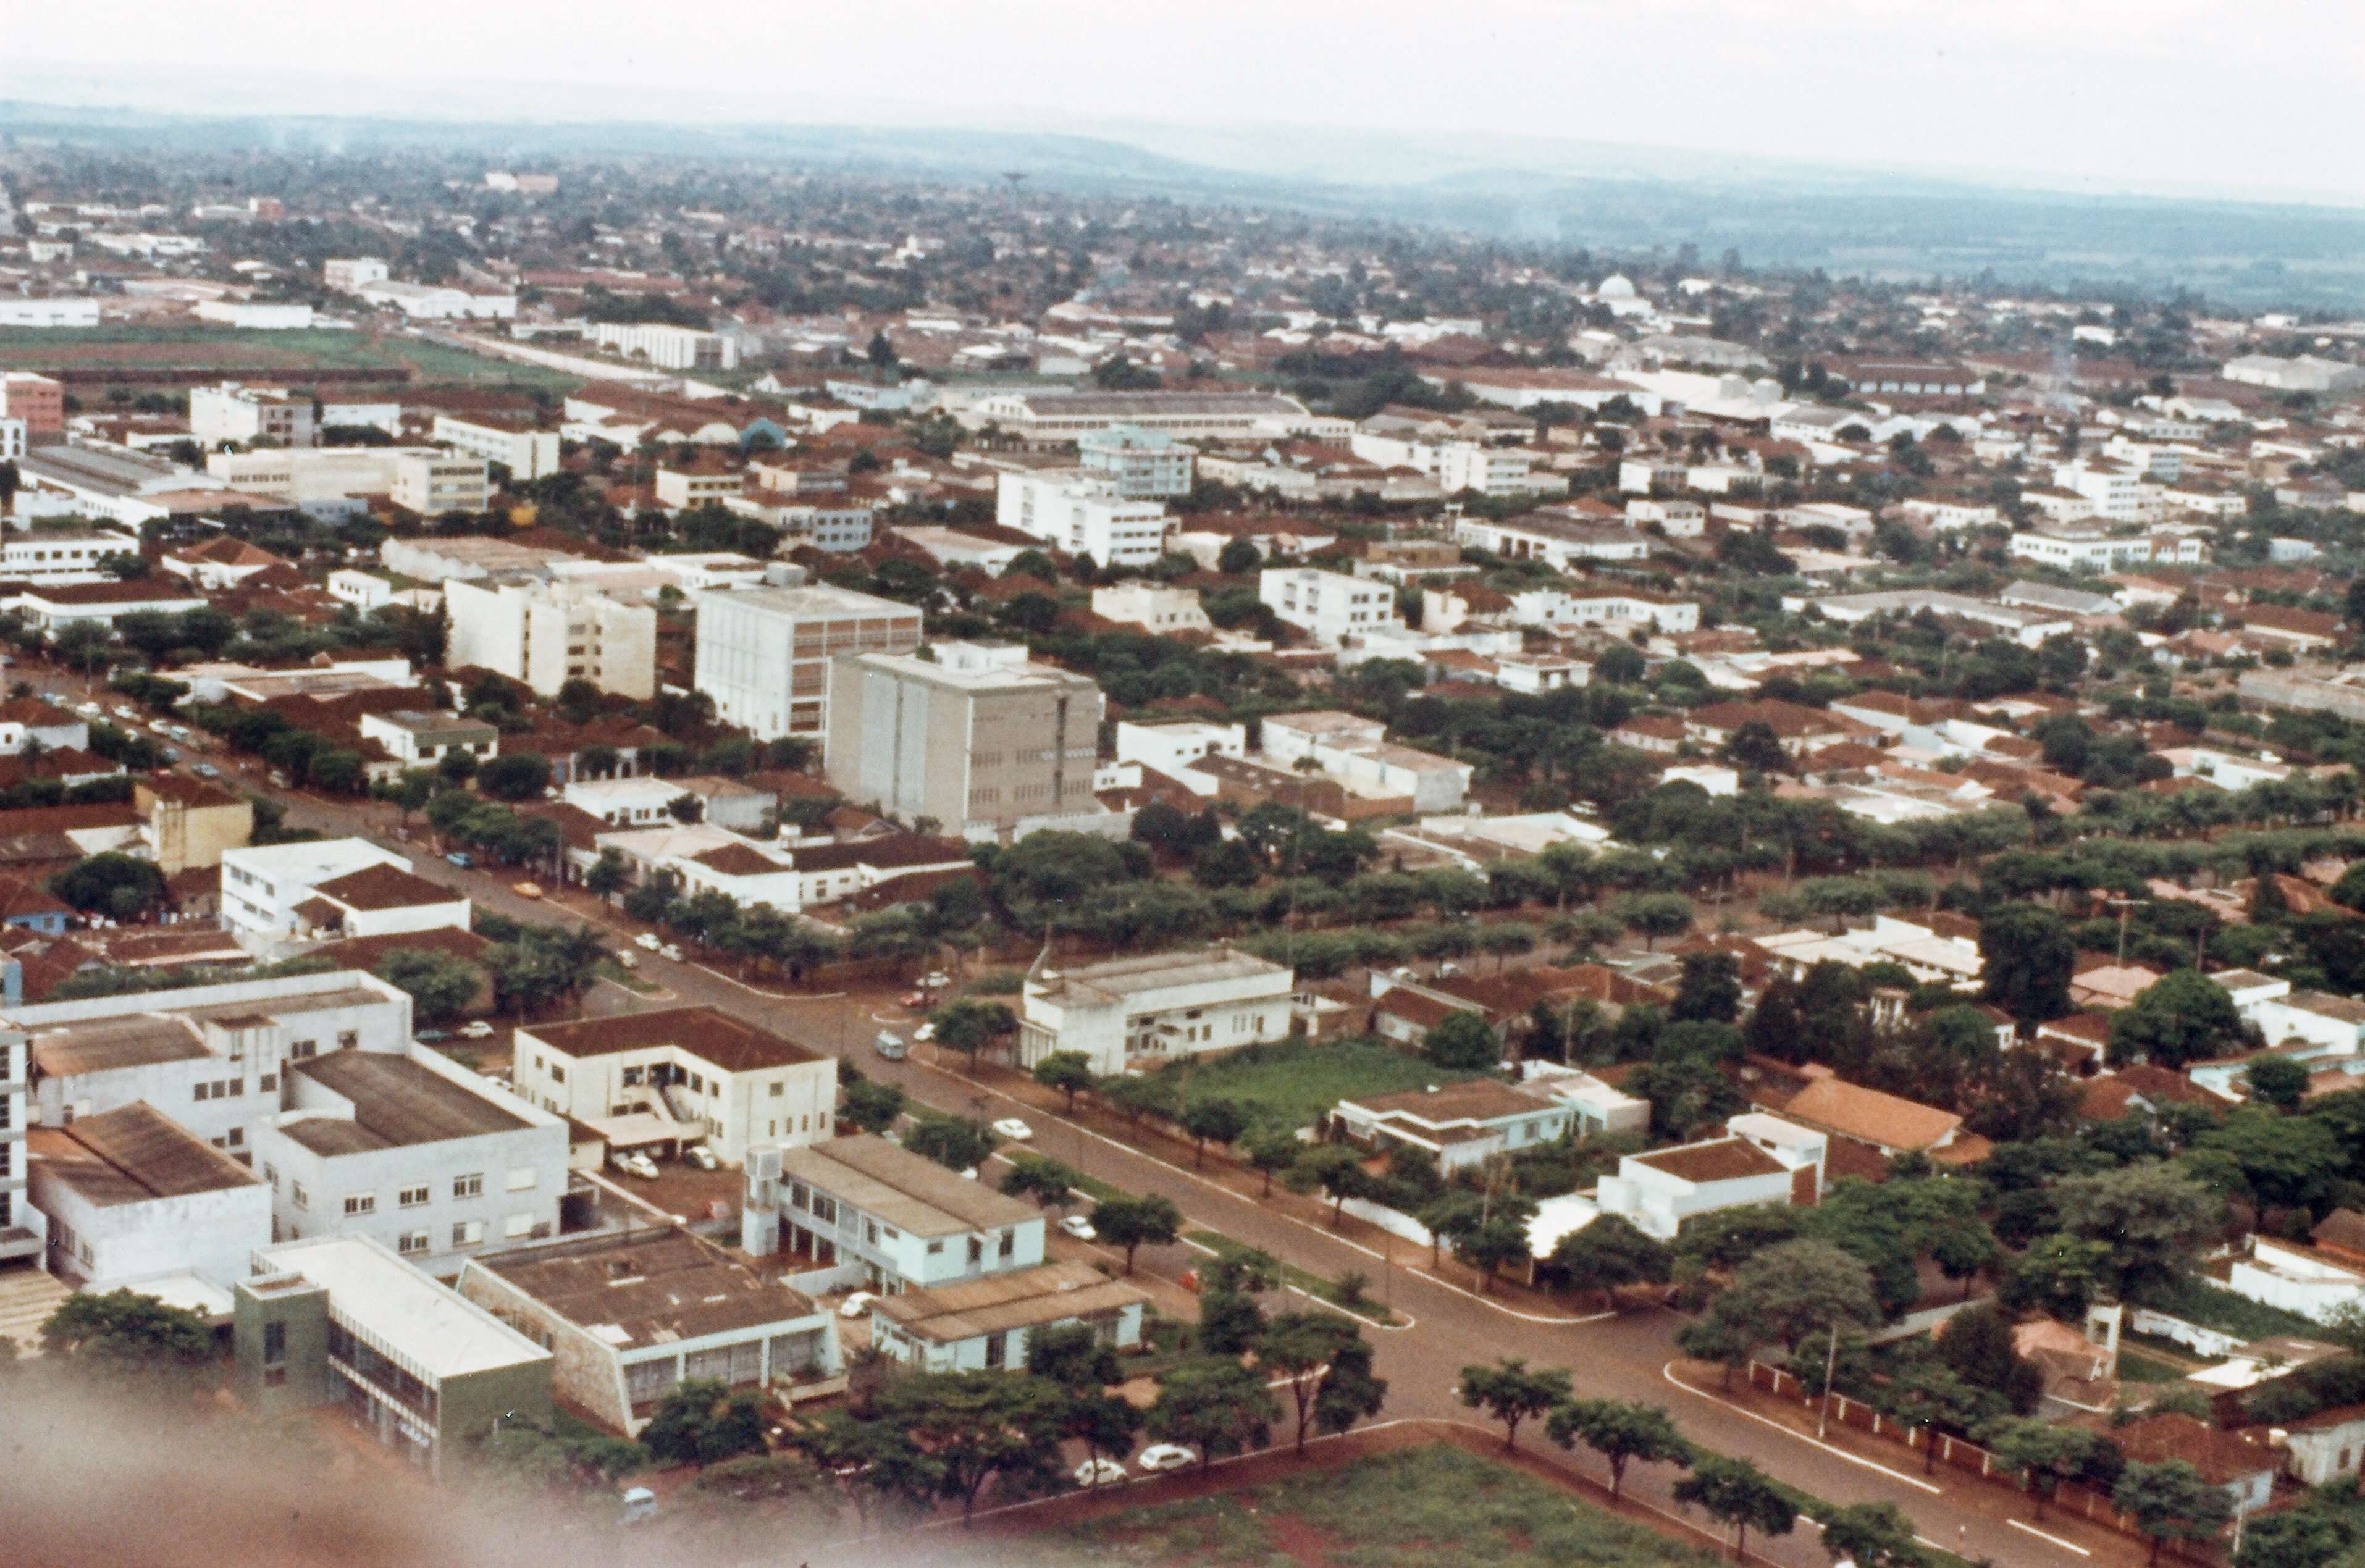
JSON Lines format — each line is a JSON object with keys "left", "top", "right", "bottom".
{"left": 234, "top": 1233, "right": 553, "bottom": 1474}
{"left": 1019, "top": 945, "right": 1295, "bottom": 1076}
{"left": 0, "top": 1032, "right": 35, "bottom": 1267}
{"left": 220, "top": 839, "right": 421, "bottom": 937}
{"left": 995, "top": 470, "right": 1171, "bottom": 566}
{"left": 692, "top": 583, "right": 922, "bottom": 745}
{"left": 747, "top": 1133, "right": 1044, "bottom": 1293}
{"left": 870, "top": 1260, "right": 1149, "bottom": 1372}
{"left": 1258, "top": 566, "right": 1403, "bottom": 647}
{"left": 1075, "top": 423, "right": 1196, "bottom": 497}
{"left": 31, "top": 1101, "right": 270, "bottom": 1293}
{"left": 431, "top": 414, "right": 561, "bottom": 482}
{"left": 590, "top": 322, "right": 740, "bottom": 372}
{"left": 508, "top": 1008, "right": 834, "bottom": 1167}
{"left": 190, "top": 382, "right": 316, "bottom": 450}
{"left": 253, "top": 1047, "right": 568, "bottom": 1272}
{"left": 443, "top": 577, "right": 658, "bottom": 700}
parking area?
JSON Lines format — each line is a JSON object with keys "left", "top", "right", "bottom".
{"left": 606, "top": 1154, "right": 744, "bottom": 1222}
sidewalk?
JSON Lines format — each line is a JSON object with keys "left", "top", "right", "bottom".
{"left": 1664, "top": 1359, "right": 2161, "bottom": 1568}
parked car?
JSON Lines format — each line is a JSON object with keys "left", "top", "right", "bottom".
{"left": 620, "top": 1486, "right": 658, "bottom": 1525}
{"left": 922, "top": 971, "right": 951, "bottom": 989}
{"left": 838, "top": 1291, "right": 877, "bottom": 1320}
{"left": 911, "top": 1022, "right": 936, "bottom": 1043}
{"left": 1072, "top": 1457, "right": 1126, "bottom": 1488}
{"left": 658, "top": 944, "right": 684, "bottom": 962}
{"left": 873, "top": 1031, "right": 907, "bottom": 1060}
{"left": 1059, "top": 1214, "right": 1098, "bottom": 1241}
{"left": 457, "top": 1021, "right": 495, "bottom": 1039}
{"left": 146, "top": 719, "right": 172, "bottom": 734}
{"left": 414, "top": 1029, "right": 453, "bottom": 1043}
{"left": 615, "top": 951, "right": 638, "bottom": 970}
{"left": 901, "top": 991, "right": 927, "bottom": 1009}
{"left": 1136, "top": 1444, "right": 1196, "bottom": 1473}
{"left": 445, "top": 852, "right": 473, "bottom": 868}
{"left": 684, "top": 1145, "right": 719, "bottom": 1172}
{"left": 611, "top": 1151, "right": 659, "bottom": 1180}
{"left": 74, "top": 700, "right": 99, "bottom": 716}
{"left": 990, "top": 1117, "right": 1033, "bottom": 1142}
{"left": 110, "top": 705, "right": 138, "bottom": 720}
{"left": 511, "top": 881, "right": 543, "bottom": 899}
{"left": 634, "top": 932, "right": 660, "bottom": 951}
{"left": 192, "top": 763, "right": 220, "bottom": 779}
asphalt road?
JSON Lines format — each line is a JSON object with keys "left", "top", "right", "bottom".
{"left": 54, "top": 688, "right": 2116, "bottom": 1567}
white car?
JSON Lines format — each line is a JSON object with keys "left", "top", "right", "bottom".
{"left": 991, "top": 1118, "right": 1033, "bottom": 1142}
{"left": 1072, "top": 1457, "right": 1127, "bottom": 1488}
{"left": 911, "top": 1022, "right": 936, "bottom": 1043}
{"left": 457, "top": 1021, "right": 495, "bottom": 1039}
{"left": 922, "top": 971, "right": 951, "bottom": 989}
{"left": 74, "top": 701, "right": 99, "bottom": 716}
{"left": 1136, "top": 1444, "right": 1196, "bottom": 1473}
{"left": 1059, "top": 1214, "right": 1098, "bottom": 1241}
{"left": 634, "top": 932, "right": 660, "bottom": 950}
{"left": 659, "top": 944, "right": 684, "bottom": 962}
{"left": 838, "top": 1291, "right": 877, "bottom": 1320}
{"left": 111, "top": 705, "right": 138, "bottom": 720}
{"left": 684, "top": 1145, "right": 719, "bottom": 1172}
{"left": 611, "top": 1151, "right": 659, "bottom": 1180}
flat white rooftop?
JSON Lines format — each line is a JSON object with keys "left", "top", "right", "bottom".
{"left": 255, "top": 1235, "right": 550, "bottom": 1382}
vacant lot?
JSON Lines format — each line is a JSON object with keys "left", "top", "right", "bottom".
{"left": 1022, "top": 1442, "right": 1723, "bottom": 1568}
{"left": 1162, "top": 1036, "right": 1485, "bottom": 1135}
{"left": 0, "top": 325, "right": 579, "bottom": 392}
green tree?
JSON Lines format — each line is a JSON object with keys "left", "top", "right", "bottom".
{"left": 1456, "top": 1356, "right": 1571, "bottom": 1451}
{"left": 586, "top": 848, "right": 632, "bottom": 906}
{"left": 1145, "top": 1357, "right": 1279, "bottom": 1475}
{"left": 371, "top": 946, "right": 479, "bottom": 1025}
{"left": 1980, "top": 903, "right": 2075, "bottom": 1023}
{"left": 48, "top": 852, "right": 166, "bottom": 920}
{"left": 1258, "top": 1312, "right": 1365, "bottom": 1453}
{"left": 2114, "top": 1459, "right": 2233, "bottom": 1568}
{"left": 1023, "top": 1320, "right": 1122, "bottom": 1391}
{"left": 1672, "top": 951, "right": 1742, "bottom": 1024}
{"left": 40, "top": 1289, "right": 214, "bottom": 1385}
{"left": 1243, "top": 1126, "right": 1301, "bottom": 1198}
{"left": 933, "top": 999, "right": 1017, "bottom": 1070}
{"left": 2246, "top": 1054, "right": 2311, "bottom": 1112}
{"left": 1030, "top": 1050, "right": 1096, "bottom": 1113}
{"left": 2107, "top": 970, "right": 2248, "bottom": 1070}
{"left": 1936, "top": 1304, "right": 2045, "bottom": 1415}
{"left": 840, "top": 1077, "right": 905, "bottom": 1134}
{"left": 1422, "top": 1009, "right": 1501, "bottom": 1070}
{"left": 2050, "top": 1161, "right": 2222, "bottom": 1294}
{"left": 904, "top": 1115, "right": 996, "bottom": 1173}
{"left": 1884, "top": 1360, "right": 1992, "bottom": 1474}
{"left": 1699, "top": 1238, "right": 1882, "bottom": 1360}
{"left": 1547, "top": 1398, "right": 1692, "bottom": 1502}
{"left": 1548, "top": 1214, "right": 1673, "bottom": 1312}
{"left": 999, "top": 1157, "right": 1077, "bottom": 1215}
{"left": 1617, "top": 892, "right": 1695, "bottom": 950}
{"left": 1177, "top": 1097, "right": 1247, "bottom": 1168}
{"left": 1674, "top": 1454, "right": 1797, "bottom": 1562}
{"left": 1217, "top": 537, "right": 1261, "bottom": 574}
{"left": 1091, "top": 1192, "right": 1182, "bottom": 1275}
{"left": 876, "top": 1370, "right": 1069, "bottom": 1524}
{"left": 638, "top": 1379, "right": 767, "bottom": 1466}
{"left": 1817, "top": 1501, "right": 1926, "bottom": 1568}
{"left": 1285, "top": 1143, "right": 1371, "bottom": 1227}
{"left": 476, "top": 752, "right": 553, "bottom": 801}
{"left": 1980, "top": 1417, "right": 2096, "bottom": 1523}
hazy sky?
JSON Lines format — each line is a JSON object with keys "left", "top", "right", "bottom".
{"left": 16, "top": 0, "right": 2363, "bottom": 201}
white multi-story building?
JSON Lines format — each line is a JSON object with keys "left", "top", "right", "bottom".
{"left": 654, "top": 460, "right": 747, "bottom": 510}
{"left": 354, "top": 710, "right": 499, "bottom": 771}
{"left": 2052, "top": 459, "right": 2150, "bottom": 522}
{"left": 692, "top": 584, "right": 922, "bottom": 744}
{"left": 0, "top": 298, "right": 102, "bottom": 329}
{"left": 510, "top": 1008, "right": 836, "bottom": 1168}
{"left": 206, "top": 447, "right": 488, "bottom": 518}
{"left": 0, "top": 532, "right": 137, "bottom": 584}
{"left": 20, "top": 970, "right": 416, "bottom": 1159}
{"left": 1594, "top": 1113, "right": 1825, "bottom": 1239}
{"left": 996, "top": 470, "right": 1170, "bottom": 567}
{"left": 747, "top": 1133, "right": 1045, "bottom": 1293}
{"left": 1076, "top": 424, "right": 1195, "bottom": 497}
{"left": 220, "top": 839, "right": 418, "bottom": 937}
{"left": 0, "top": 1033, "right": 42, "bottom": 1270}
{"left": 1508, "top": 584, "right": 1700, "bottom": 635}
{"left": 324, "top": 258, "right": 390, "bottom": 291}
{"left": 1091, "top": 583, "right": 1212, "bottom": 634}
{"left": 591, "top": 322, "right": 739, "bottom": 372}
{"left": 190, "top": 382, "right": 316, "bottom": 450}
{"left": 254, "top": 1047, "right": 568, "bottom": 1271}
{"left": 1018, "top": 946, "right": 1295, "bottom": 1076}
{"left": 1453, "top": 512, "right": 1651, "bottom": 566}
{"left": 1260, "top": 708, "right": 1473, "bottom": 813}
{"left": 32, "top": 1101, "right": 270, "bottom": 1293}
{"left": 443, "top": 577, "right": 657, "bottom": 699}
{"left": 1437, "top": 442, "right": 1539, "bottom": 497}
{"left": 2007, "top": 526, "right": 2159, "bottom": 573}
{"left": 1259, "top": 566, "right": 1402, "bottom": 646}
{"left": 431, "top": 414, "right": 561, "bottom": 482}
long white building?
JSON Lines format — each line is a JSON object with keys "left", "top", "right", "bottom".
{"left": 1018, "top": 946, "right": 1295, "bottom": 1076}
{"left": 996, "top": 470, "right": 1170, "bottom": 567}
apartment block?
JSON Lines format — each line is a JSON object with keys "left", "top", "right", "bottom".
{"left": 431, "top": 414, "right": 561, "bottom": 482}
{"left": 995, "top": 470, "right": 1171, "bottom": 566}
{"left": 0, "top": 372, "right": 65, "bottom": 439}
{"left": 253, "top": 1047, "right": 568, "bottom": 1272}
{"left": 443, "top": 577, "right": 657, "bottom": 699}
{"left": 1019, "top": 945, "right": 1295, "bottom": 1076}
{"left": 748, "top": 1132, "right": 1045, "bottom": 1293}
{"left": 591, "top": 322, "right": 739, "bottom": 371}
{"left": 1258, "top": 566, "right": 1403, "bottom": 646}
{"left": 1075, "top": 422, "right": 1196, "bottom": 497}
{"left": 826, "top": 640, "right": 1106, "bottom": 841}
{"left": 220, "top": 839, "right": 418, "bottom": 937}
{"left": 190, "top": 382, "right": 316, "bottom": 450}
{"left": 509, "top": 1007, "right": 835, "bottom": 1167}
{"left": 692, "top": 584, "right": 922, "bottom": 744}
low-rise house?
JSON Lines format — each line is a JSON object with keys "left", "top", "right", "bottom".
{"left": 1754, "top": 1063, "right": 1991, "bottom": 1170}
{"left": 233, "top": 1233, "right": 553, "bottom": 1475}
{"left": 749, "top": 1133, "right": 1044, "bottom": 1293}
{"left": 509, "top": 1007, "right": 834, "bottom": 1167}
{"left": 288, "top": 863, "right": 472, "bottom": 943}
{"left": 254, "top": 1047, "right": 568, "bottom": 1272}
{"left": 2228, "top": 1236, "right": 2365, "bottom": 1326}
{"left": 220, "top": 839, "right": 418, "bottom": 939}
{"left": 871, "top": 1259, "right": 1150, "bottom": 1372}
{"left": 1331, "top": 1080, "right": 1574, "bottom": 1175}
{"left": 457, "top": 1226, "right": 838, "bottom": 1435}
{"left": 1594, "top": 1113, "right": 1825, "bottom": 1240}
{"left": 31, "top": 1101, "right": 269, "bottom": 1293}
{"left": 2283, "top": 1406, "right": 2365, "bottom": 1486}
{"left": 356, "top": 711, "right": 500, "bottom": 776}
{"left": 562, "top": 775, "right": 691, "bottom": 828}
{"left": 1518, "top": 1061, "right": 1652, "bottom": 1137}
{"left": 1017, "top": 945, "right": 1295, "bottom": 1076}
{"left": 2109, "top": 1412, "right": 2275, "bottom": 1516}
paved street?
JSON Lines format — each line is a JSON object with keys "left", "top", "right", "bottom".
{"left": 39, "top": 689, "right": 2130, "bottom": 1567}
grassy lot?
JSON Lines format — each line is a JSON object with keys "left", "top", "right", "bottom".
{"left": 2115, "top": 1349, "right": 2190, "bottom": 1383}
{"left": 2130, "top": 1276, "right": 2320, "bottom": 1341}
{"left": 1026, "top": 1442, "right": 1723, "bottom": 1567}
{"left": 1161, "top": 1037, "right": 1486, "bottom": 1135}
{"left": 0, "top": 325, "right": 579, "bottom": 393}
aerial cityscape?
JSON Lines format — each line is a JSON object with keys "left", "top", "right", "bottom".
{"left": 11, "top": 9, "right": 2365, "bottom": 1568}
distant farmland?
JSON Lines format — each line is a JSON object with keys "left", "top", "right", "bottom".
{"left": 0, "top": 325, "right": 581, "bottom": 393}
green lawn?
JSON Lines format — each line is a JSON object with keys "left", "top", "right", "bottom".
{"left": 1025, "top": 1442, "right": 1723, "bottom": 1567}
{"left": 1163, "top": 1037, "right": 1486, "bottom": 1135}
{"left": 2129, "top": 1276, "right": 2321, "bottom": 1342}
{"left": 0, "top": 324, "right": 579, "bottom": 393}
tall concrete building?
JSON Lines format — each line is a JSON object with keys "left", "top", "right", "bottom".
{"left": 443, "top": 577, "right": 657, "bottom": 699}
{"left": 0, "top": 1031, "right": 38, "bottom": 1270}
{"left": 692, "top": 584, "right": 922, "bottom": 745}
{"left": 826, "top": 641, "right": 1105, "bottom": 841}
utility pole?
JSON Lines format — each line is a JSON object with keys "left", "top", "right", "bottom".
{"left": 2106, "top": 895, "right": 2140, "bottom": 963}
{"left": 1815, "top": 1320, "right": 1841, "bottom": 1441}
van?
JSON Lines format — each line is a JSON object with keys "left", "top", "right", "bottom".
{"left": 873, "top": 1031, "right": 907, "bottom": 1060}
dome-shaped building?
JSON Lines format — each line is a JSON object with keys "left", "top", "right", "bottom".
{"left": 1597, "top": 273, "right": 1637, "bottom": 300}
